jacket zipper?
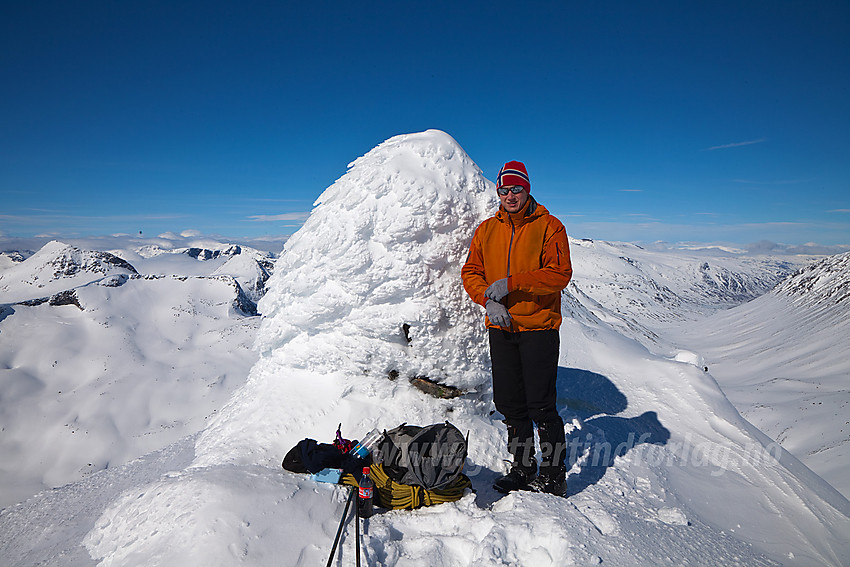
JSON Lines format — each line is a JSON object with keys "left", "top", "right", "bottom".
{"left": 505, "top": 215, "right": 515, "bottom": 332}
{"left": 506, "top": 215, "right": 515, "bottom": 279}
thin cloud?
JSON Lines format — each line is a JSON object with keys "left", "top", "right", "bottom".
{"left": 704, "top": 138, "right": 767, "bottom": 151}
{"left": 248, "top": 212, "right": 311, "bottom": 222}
{"left": 0, "top": 212, "right": 186, "bottom": 222}
{"left": 828, "top": 209, "right": 850, "bottom": 213}
{"left": 732, "top": 178, "right": 812, "bottom": 185}
{"left": 619, "top": 189, "right": 643, "bottom": 192}
{"left": 739, "top": 221, "right": 808, "bottom": 228}
{"left": 243, "top": 198, "right": 307, "bottom": 203}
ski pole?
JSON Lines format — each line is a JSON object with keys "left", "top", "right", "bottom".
{"left": 326, "top": 487, "right": 355, "bottom": 567}
{"left": 355, "top": 487, "right": 361, "bottom": 567}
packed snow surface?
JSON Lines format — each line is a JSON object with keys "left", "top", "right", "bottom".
{"left": 2, "top": 130, "right": 850, "bottom": 566}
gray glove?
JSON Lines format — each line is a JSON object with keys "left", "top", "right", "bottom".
{"left": 486, "top": 299, "right": 512, "bottom": 327}
{"left": 485, "top": 278, "right": 510, "bottom": 302}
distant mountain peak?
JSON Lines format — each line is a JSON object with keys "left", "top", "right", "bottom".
{"left": 35, "top": 241, "right": 139, "bottom": 280}
{"left": 180, "top": 245, "right": 243, "bottom": 261}
{"left": 3, "top": 240, "right": 138, "bottom": 286}
{"left": 0, "top": 241, "right": 140, "bottom": 303}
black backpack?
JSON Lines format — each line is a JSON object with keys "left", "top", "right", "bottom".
{"left": 375, "top": 421, "right": 468, "bottom": 490}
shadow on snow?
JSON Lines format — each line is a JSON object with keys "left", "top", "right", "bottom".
{"left": 472, "top": 368, "right": 669, "bottom": 506}
{"left": 557, "top": 367, "right": 670, "bottom": 496}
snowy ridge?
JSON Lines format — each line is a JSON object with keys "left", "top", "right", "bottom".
{"left": 564, "top": 238, "right": 807, "bottom": 351}
{"left": 0, "top": 239, "right": 277, "bottom": 310}
{"left": 127, "top": 242, "right": 276, "bottom": 303}
{"left": 0, "top": 250, "right": 32, "bottom": 271}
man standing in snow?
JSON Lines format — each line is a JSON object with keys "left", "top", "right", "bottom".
{"left": 461, "top": 160, "right": 573, "bottom": 497}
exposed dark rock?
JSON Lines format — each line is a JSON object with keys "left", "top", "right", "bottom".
{"left": 99, "top": 274, "right": 131, "bottom": 287}
{"left": 183, "top": 245, "right": 244, "bottom": 261}
{"left": 48, "top": 290, "right": 83, "bottom": 310}
{"left": 409, "top": 376, "right": 464, "bottom": 399}
{"left": 232, "top": 282, "right": 258, "bottom": 316}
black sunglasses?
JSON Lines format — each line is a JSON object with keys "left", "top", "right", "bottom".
{"left": 497, "top": 185, "right": 525, "bottom": 196}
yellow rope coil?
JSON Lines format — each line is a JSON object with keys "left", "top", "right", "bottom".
{"left": 342, "top": 463, "right": 471, "bottom": 510}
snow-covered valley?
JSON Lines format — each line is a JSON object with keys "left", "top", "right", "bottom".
{"left": 674, "top": 252, "right": 850, "bottom": 500}
{"left": 1, "top": 130, "right": 848, "bottom": 566}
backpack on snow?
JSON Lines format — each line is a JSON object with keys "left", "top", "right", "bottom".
{"left": 376, "top": 422, "right": 468, "bottom": 490}
{"left": 343, "top": 421, "right": 471, "bottom": 510}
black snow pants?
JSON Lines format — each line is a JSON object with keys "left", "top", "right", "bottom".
{"left": 488, "top": 328, "right": 567, "bottom": 472}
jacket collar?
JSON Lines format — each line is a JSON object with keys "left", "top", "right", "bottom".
{"left": 497, "top": 196, "right": 540, "bottom": 225}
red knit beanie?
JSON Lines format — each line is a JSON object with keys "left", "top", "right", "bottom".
{"left": 496, "top": 161, "right": 531, "bottom": 193}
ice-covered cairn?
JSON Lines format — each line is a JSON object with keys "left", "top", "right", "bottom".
{"left": 256, "top": 130, "right": 496, "bottom": 391}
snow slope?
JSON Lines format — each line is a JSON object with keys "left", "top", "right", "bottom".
{"left": 0, "top": 241, "right": 274, "bottom": 508}
{"left": 675, "top": 252, "right": 850, "bottom": 499}
{"left": 1, "top": 130, "right": 849, "bottom": 566}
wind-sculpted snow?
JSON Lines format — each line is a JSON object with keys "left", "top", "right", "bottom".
{"left": 255, "top": 129, "right": 494, "bottom": 390}
{"left": 191, "top": 130, "right": 497, "bottom": 473}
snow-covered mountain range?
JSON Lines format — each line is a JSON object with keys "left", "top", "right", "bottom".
{"left": 1, "top": 130, "right": 848, "bottom": 566}
{"left": 0, "top": 239, "right": 277, "bottom": 506}
{"left": 563, "top": 238, "right": 805, "bottom": 349}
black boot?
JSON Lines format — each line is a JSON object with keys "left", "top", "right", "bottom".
{"left": 493, "top": 461, "right": 537, "bottom": 494}
{"left": 536, "top": 419, "right": 567, "bottom": 467}
{"left": 528, "top": 464, "right": 567, "bottom": 497}
{"left": 529, "top": 420, "right": 568, "bottom": 497}
{"left": 493, "top": 419, "right": 537, "bottom": 494}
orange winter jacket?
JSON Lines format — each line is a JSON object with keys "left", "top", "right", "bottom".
{"left": 462, "top": 198, "right": 572, "bottom": 332}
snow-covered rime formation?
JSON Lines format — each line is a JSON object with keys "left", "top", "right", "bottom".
{"left": 255, "top": 129, "right": 493, "bottom": 388}
{"left": 190, "top": 130, "right": 497, "bottom": 470}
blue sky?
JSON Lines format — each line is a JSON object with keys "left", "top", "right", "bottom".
{"left": 2, "top": 1, "right": 849, "bottom": 246}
